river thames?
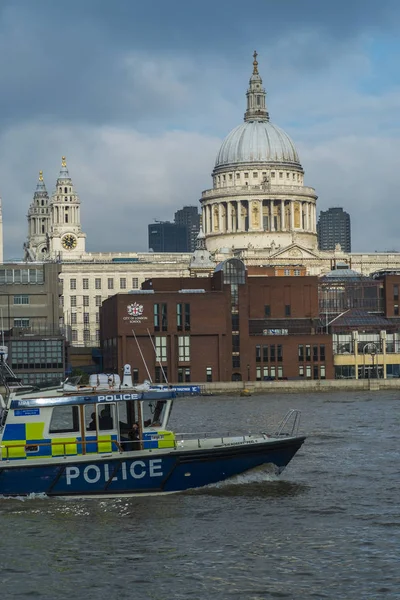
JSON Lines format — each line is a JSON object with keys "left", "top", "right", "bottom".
{"left": 1, "top": 391, "right": 399, "bottom": 600}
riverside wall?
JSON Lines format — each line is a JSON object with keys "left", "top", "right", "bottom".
{"left": 197, "top": 379, "right": 400, "bottom": 395}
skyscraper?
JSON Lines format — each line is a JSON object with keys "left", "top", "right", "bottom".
{"left": 317, "top": 208, "right": 351, "bottom": 252}
{"left": 174, "top": 206, "right": 200, "bottom": 252}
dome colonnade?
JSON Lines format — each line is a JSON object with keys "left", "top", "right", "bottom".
{"left": 201, "top": 52, "right": 318, "bottom": 252}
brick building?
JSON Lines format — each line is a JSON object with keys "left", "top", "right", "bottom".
{"left": 101, "top": 259, "right": 333, "bottom": 383}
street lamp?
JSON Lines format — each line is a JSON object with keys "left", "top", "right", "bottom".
{"left": 363, "top": 342, "right": 378, "bottom": 380}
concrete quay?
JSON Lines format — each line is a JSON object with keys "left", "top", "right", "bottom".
{"left": 198, "top": 379, "right": 400, "bottom": 395}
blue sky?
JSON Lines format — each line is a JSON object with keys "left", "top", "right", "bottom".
{"left": 1, "top": 0, "right": 400, "bottom": 257}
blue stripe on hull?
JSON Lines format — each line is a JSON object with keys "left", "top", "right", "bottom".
{"left": 0, "top": 439, "right": 304, "bottom": 496}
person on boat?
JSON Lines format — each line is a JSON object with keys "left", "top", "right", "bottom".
{"left": 87, "top": 412, "right": 96, "bottom": 431}
{"left": 99, "top": 408, "right": 113, "bottom": 430}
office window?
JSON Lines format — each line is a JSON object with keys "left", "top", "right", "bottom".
{"left": 278, "top": 366, "right": 283, "bottom": 379}
{"left": 306, "top": 365, "right": 311, "bottom": 378}
{"left": 161, "top": 303, "right": 168, "bottom": 331}
{"left": 263, "top": 345, "right": 268, "bottom": 362}
{"left": 313, "top": 345, "right": 318, "bottom": 361}
{"left": 83, "top": 278, "right": 89, "bottom": 290}
{"left": 255, "top": 345, "right": 261, "bottom": 363}
{"left": 154, "top": 304, "right": 160, "bottom": 331}
{"left": 83, "top": 329, "right": 90, "bottom": 342}
{"left": 70, "top": 279, "right": 76, "bottom": 290}
{"left": 320, "top": 365, "right": 326, "bottom": 379}
{"left": 13, "top": 319, "right": 29, "bottom": 328}
{"left": 270, "top": 345, "right": 276, "bottom": 362}
{"left": 394, "top": 285, "right": 399, "bottom": 301}
{"left": 264, "top": 305, "right": 271, "bottom": 317}
{"left": 231, "top": 313, "right": 239, "bottom": 331}
{"left": 232, "top": 356, "right": 240, "bottom": 368}
{"left": 232, "top": 334, "right": 240, "bottom": 353}
{"left": 120, "top": 278, "right": 126, "bottom": 290}
{"left": 13, "top": 295, "right": 29, "bottom": 305}
{"left": 294, "top": 269, "right": 301, "bottom": 276}
{"left": 256, "top": 366, "right": 261, "bottom": 381}
{"left": 270, "top": 366, "right": 276, "bottom": 379}
{"left": 95, "top": 295, "right": 102, "bottom": 307}
{"left": 71, "top": 313, "right": 77, "bottom": 325}
{"left": 107, "top": 278, "right": 114, "bottom": 290}
{"left": 132, "top": 278, "right": 139, "bottom": 289}
{"left": 83, "top": 313, "right": 90, "bottom": 324}
{"left": 298, "top": 345, "right": 304, "bottom": 361}
{"left": 395, "top": 305, "right": 399, "bottom": 316}
{"left": 206, "top": 367, "right": 212, "bottom": 382}
{"left": 176, "top": 303, "right": 182, "bottom": 331}
{"left": 285, "top": 305, "right": 291, "bottom": 317}
{"left": 320, "top": 345, "right": 326, "bottom": 361}
{"left": 95, "top": 313, "right": 99, "bottom": 324}
{"left": 284, "top": 269, "right": 290, "bottom": 276}
{"left": 178, "top": 336, "right": 190, "bottom": 361}
{"left": 83, "top": 295, "right": 89, "bottom": 307}
{"left": 70, "top": 296, "right": 77, "bottom": 308}
{"left": 132, "top": 369, "right": 139, "bottom": 384}
{"left": 95, "top": 278, "right": 101, "bottom": 289}
{"left": 263, "top": 366, "right": 269, "bottom": 379}
{"left": 72, "top": 330, "right": 78, "bottom": 342}
{"left": 184, "top": 303, "right": 190, "bottom": 331}
{"left": 306, "top": 345, "right": 311, "bottom": 361}
{"left": 277, "top": 345, "right": 283, "bottom": 362}
{"left": 313, "top": 365, "right": 319, "bottom": 380}
{"left": 178, "top": 367, "right": 191, "bottom": 383}
{"left": 155, "top": 336, "right": 167, "bottom": 362}
{"left": 299, "top": 365, "right": 304, "bottom": 377}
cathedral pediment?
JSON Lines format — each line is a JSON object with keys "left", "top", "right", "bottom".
{"left": 269, "top": 243, "right": 321, "bottom": 260}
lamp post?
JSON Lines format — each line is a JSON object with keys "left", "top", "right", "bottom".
{"left": 363, "top": 342, "right": 378, "bottom": 380}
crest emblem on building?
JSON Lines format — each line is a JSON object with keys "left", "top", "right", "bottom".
{"left": 127, "top": 302, "right": 143, "bottom": 317}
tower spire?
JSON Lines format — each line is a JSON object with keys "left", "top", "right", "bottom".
{"left": 59, "top": 156, "right": 71, "bottom": 180}
{"left": 244, "top": 51, "right": 269, "bottom": 122}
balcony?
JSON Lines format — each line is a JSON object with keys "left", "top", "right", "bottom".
{"left": 201, "top": 184, "right": 317, "bottom": 201}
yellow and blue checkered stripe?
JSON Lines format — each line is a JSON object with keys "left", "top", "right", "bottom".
{"left": 1, "top": 423, "right": 118, "bottom": 460}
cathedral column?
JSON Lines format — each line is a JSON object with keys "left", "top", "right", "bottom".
{"left": 226, "top": 202, "right": 232, "bottom": 232}
{"left": 207, "top": 205, "right": 211, "bottom": 234}
{"left": 291, "top": 201, "right": 295, "bottom": 230}
{"left": 270, "top": 200, "right": 275, "bottom": 231}
{"left": 305, "top": 202, "right": 309, "bottom": 231}
{"left": 281, "top": 200, "right": 285, "bottom": 231}
{"left": 219, "top": 203, "right": 225, "bottom": 233}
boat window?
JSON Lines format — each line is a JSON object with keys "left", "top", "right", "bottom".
{"left": 142, "top": 399, "right": 167, "bottom": 428}
{"left": 117, "top": 401, "right": 135, "bottom": 436}
{"left": 98, "top": 403, "right": 116, "bottom": 430}
{"left": 85, "top": 404, "right": 97, "bottom": 432}
{"left": 49, "top": 405, "right": 80, "bottom": 434}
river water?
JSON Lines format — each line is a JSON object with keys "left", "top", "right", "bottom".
{"left": 1, "top": 391, "right": 399, "bottom": 600}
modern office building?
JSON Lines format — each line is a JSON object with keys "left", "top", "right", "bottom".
{"left": 317, "top": 207, "right": 351, "bottom": 252}
{"left": 148, "top": 221, "right": 190, "bottom": 252}
{"left": 174, "top": 206, "right": 201, "bottom": 252}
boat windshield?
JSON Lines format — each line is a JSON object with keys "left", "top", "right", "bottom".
{"left": 142, "top": 399, "right": 167, "bottom": 428}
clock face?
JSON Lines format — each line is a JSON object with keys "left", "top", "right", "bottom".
{"left": 62, "top": 234, "right": 77, "bottom": 250}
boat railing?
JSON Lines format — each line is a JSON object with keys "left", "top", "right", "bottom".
{"left": 0, "top": 438, "right": 124, "bottom": 461}
{"left": 273, "top": 409, "right": 301, "bottom": 437}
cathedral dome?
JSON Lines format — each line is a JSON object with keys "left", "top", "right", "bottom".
{"left": 215, "top": 120, "right": 301, "bottom": 169}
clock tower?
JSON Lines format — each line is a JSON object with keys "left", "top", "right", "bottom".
{"left": 47, "top": 157, "right": 86, "bottom": 259}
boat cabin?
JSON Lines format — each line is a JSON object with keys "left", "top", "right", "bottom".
{"left": 0, "top": 391, "right": 175, "bottom": 461}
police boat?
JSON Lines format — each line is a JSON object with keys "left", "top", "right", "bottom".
{"left": 0, "top": 370, "right": 306, "bottom": 497}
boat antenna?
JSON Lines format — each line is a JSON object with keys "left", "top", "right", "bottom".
{"left": 132, "top": 329, "right": 153, "bottom": 383}
{"left": 147, "top": 327, "right": 169, "bottom": 384}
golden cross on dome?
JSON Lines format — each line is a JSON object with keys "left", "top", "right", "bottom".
{"left": 253, "top": 50, "right": 258, "bottom": 74}
{"left": 39, "top": 170, "right": 43, "bottom": 181}
{"left": 61, "top": 156, "right": 67, "bottom": 167}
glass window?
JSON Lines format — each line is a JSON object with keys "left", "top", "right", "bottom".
{"left": 71, "top": 313, "right": 77, "bottom": 325}
{"left": 184, "top": 303, "right": 190, "bottom": 331}
{"left": 255, "top": 345, "right": 261, "bottom": 362}
{"left": 285, "top": 305, "right": 291, "bottom": 316}
{"left": 232, "top": 334, "right": 240, "bottom": 353}
{"left": 263, "top": 366, "right": 269, "bottom": 380}
{"left": 108, "top": 278, "right": 114, "bottom": 290}
{"left": 306, "top": 365, "right": 311, "bottom": 378}
{"left": 264, "top": 305, "right": 271, "bottom": 317}
{"left": 72, "top": 330, "right": 78, "bottom": 342}
{"left": 154, "top": 304, "right": 160, "bottom": 331}
{"left": 13, "top": 318, "right": 30, "bottom": 328}
{"left": 313, "top": 365, "right": 319, "bottom": 379}
{"left": 270, "top": 366, "right": 276, "bottom": 379}
{"left": 313, "top": 345, "right": 318, "bottom": 361}
{"left": 277, "top": 345, "right": 283, "bottom": 362}
{"left": 394, "top": 285, "right": 399, "bottom": 301}
{"left": 98, "top": 403, "right": 115, "bottom": 431}
{"left": 49, "top": 405, "right": 80, "bottom": 433}
{"left": 270, "top": 345, "right": 276, "bottom": 362}
{"left": 232, "top": 356, "right": 240, "bottom": 368}
{"left": 70, "top": 279, "right": 76, "bottom": 290}
{"left": 306, "top": 345, "right": 311, "bottom": 361}
{"left": 83, "top": 278, "right": 89, "bottom": 290}
{"left": 231, "top": 313, "right": 239, "bottom": 331}
{"left": 132, "top": 277, "right": 138, "bottom": 289}
{"left": 83, "top": 329, "right": 90, "bottom": 342}
{"left": 120, "top": 278, "right": 126, "bottom": 289}
{"left": 395, "top": 305, "right": 399, "bottom": 316}
{"left": 320, "top": 365, "right": 326, "bottom": 379}
{"left": 84, "top": 313, "right": 89, "bottom": 324}
{"left": 178, "top": 336, "right": 190, "bottom": 361}
{"left": 278, "top": 366, "right": 283, "bottom": 379}
{"left": 13, "top": 295, "right": 29, "bottom": 305}
{"left": 320, "top": 345, "right": 326, "bottom": 361}
{"left": 154, "top": 367, "right": 168, "bottom": 384}
{"left": 83, "top": 296, "right": 89, "bottom": 307}
{"left": 95, "top": 295, "right": 102, "bottom": 307}
{"left": 299, "top": 365, "right": 304, "bottom": 377}
{"left": 177, "top": 303, "right": 182, "bottom": 331}
{"left": 70, "top": 296, "right": 76, "bottom": 307}
{"left": 155, "top": 336, "right": 167, "bottom": 362}
{"left": 263, "top": 345, "right": 268, "bottom": 362}
{"left": 206, "top": 367, "right": 212, "bottom": 382}
{"left": 95, "top": 278, "right": 101, "bottom": 289}
{"left": 161, "top": 303, "right": 168, "bottom": 331}
{"left": 256, "top": 366, "right": 261, "bottom": 381}
{"left": 132, "top": 368, "right": 139, "bottom": 383}
{"left": 298, "top": 345, "right": 304, "bottom": 361}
